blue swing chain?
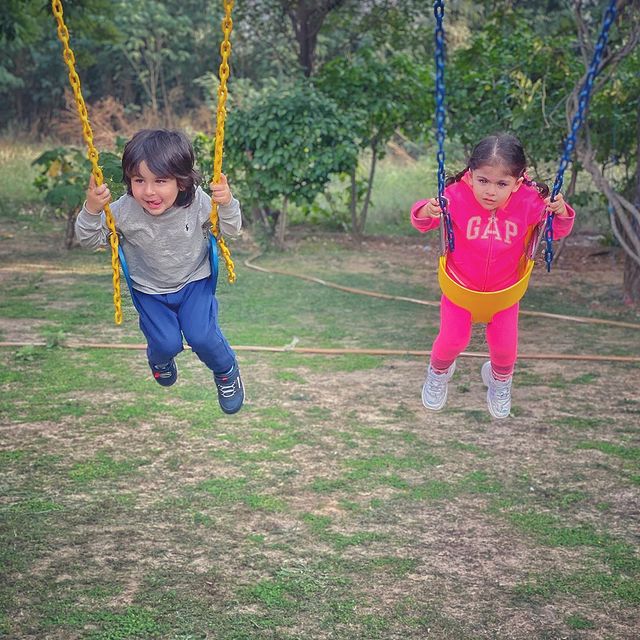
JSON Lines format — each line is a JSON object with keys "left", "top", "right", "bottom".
{"left": 434, "top": 0, "right": 454, "bottom": 253}
{"left": 545, "top": 0, "right": 617, "bottom": 271}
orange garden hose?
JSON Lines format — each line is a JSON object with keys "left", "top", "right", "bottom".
{"left": 1, "top": 253, "right": 638, "bottom": 363}
{"left": 242, "top": 254, "right": 640, "bottom": 331}
{"left": 0, "top": 341, "right": 638, "bottom": 363}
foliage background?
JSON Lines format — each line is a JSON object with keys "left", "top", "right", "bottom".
{"left": 1, "top": 1, "right": 637, "bottom": 235}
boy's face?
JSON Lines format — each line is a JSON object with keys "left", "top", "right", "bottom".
{"left": 469, "top": 164, "right": 523, "bottom": 212}
{"left": 130, "top": 160, "right": 181, "bottom": 216}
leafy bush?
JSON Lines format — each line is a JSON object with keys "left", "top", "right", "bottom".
{"left": 196, "top": 81, "right": 358, "bottom": 242}
{"left": 32, "top": 146, "right": 124, "bottom": 247}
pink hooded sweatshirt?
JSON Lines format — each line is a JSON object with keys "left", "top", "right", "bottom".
{"left": 411, "top": 171, "right": 575, "bottom": 291}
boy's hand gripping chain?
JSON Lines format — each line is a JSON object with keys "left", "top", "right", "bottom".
{"left": 545, "top": 0, "right": 617, "bottom": 271}
{"left": 209, "top": 0, "right": 236, "bottom": 284}
{"left": 51, "top": 0, "right": 123, "bottom": 324}
{"left": 434, "top": 0, "right": 454, "bottom": 254}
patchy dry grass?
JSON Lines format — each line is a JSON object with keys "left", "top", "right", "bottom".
{"left": 1, "top": 190, "right": 639, "bottom": 638}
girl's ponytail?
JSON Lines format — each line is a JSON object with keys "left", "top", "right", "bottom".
{"left": 523, "top": 177, "right": 550, "bottom": 199}
{"left": 445, "top": 166, "right": 469, "bottom": 187}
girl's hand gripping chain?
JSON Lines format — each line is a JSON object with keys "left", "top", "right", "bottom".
{"left": 416, "top": 197, "right": 444, "bottom": 219}
{"left": 544, "top": 193, "right": 569, "bottom": 217}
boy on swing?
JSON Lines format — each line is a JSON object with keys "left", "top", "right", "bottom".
{"left": 76, "top": 129, "right": 244, "bottom": 415}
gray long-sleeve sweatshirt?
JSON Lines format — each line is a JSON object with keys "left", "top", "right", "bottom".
{"left": 75, "top": 186, "right": 242, "bottom": 295}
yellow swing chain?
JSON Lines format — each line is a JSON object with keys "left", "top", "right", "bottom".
{"left": 209, "top": 0, "right": 236, "bottom": 284}
{"left": 51, "top": 0, "right": 123, "bottom": 325}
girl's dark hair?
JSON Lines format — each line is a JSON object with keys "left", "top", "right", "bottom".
{"left": 122, "top": 129, "right": 201, "bottom": 207}
{"left": 446, "top": 133, "right": 549, "bottom": 198}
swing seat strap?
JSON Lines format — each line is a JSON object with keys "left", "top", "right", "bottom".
{"left": 117, "top": 245, "right": 134, "bottom": 298}
{"left": 209, "top": 233, "right": 219, "bottom": 294}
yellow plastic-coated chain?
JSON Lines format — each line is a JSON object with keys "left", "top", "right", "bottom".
{"left": 51, "top": 0, "right": 123, "bottom": 324}
{"left": 209, "top": 0, "right": 236, "bottom": 284}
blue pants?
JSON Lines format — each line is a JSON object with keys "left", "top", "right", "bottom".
{"left": 131, "top": 277, "right": 235, "bottom": 375}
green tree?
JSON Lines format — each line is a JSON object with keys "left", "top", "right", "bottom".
{"left": 231, "top": 0, "right": 436, "bottom": 82}
{"left": 0, "top": 0, "right": 118, "bottom": 130}
{"left": 108, "top": 0, "right": 196, "bottom": 124}
{"left": 216, "top": 81, "right": 358, "bottom": 245}
{"left": 316, "top": 47, "right": 430, "bottom": 237}
{"left": 446, "top": 8, "right": 576, "bottom": 172}
{"left": 568, "top": 0, "right": 640, "bottom": 302}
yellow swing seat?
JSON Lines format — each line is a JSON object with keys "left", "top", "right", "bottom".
{"left": 438, "top": 255, "right": 534, "bottom": 323}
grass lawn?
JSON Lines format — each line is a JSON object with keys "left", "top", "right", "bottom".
{"left": 1, "top": 142, "right": 639, "bottom": 639}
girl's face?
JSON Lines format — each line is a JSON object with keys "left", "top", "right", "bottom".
{"left": 130, "top": 160, "right": 181, "bottom": 216}
{"left": 469, "top": 164, "right": 523, "bottom": 212}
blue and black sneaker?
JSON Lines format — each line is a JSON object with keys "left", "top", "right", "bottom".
{"left": 214, "top": 361, "right": 244, "bottom": 414}
{"left": 150, "top": 358, "right": 178, "bottom": 387}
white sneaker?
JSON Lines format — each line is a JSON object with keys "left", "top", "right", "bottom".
{"left": 422, "top": 361, "right": 456, "bottom": 411}
{"left": 481, "top": 361, "right": 512, "bottom": 419}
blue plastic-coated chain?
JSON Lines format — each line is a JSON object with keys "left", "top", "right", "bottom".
{"left": 544, "top": 0, "right": 617, "bottom": 271}
{"left": 434, "top": 0, "right": 454, "bottom": 253}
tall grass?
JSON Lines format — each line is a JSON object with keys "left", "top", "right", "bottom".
{"left": 0, "top": 140, "right": 46, "bottom": 216}
{"left": 0, "top": 138, "right": 611, "bottom": 236}
{"left": 366, "top": 155, "right": 436, "bottom": 236}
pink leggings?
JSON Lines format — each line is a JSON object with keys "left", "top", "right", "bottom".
{"left": 430, "top": 295, "right": 519, "bottom": 378}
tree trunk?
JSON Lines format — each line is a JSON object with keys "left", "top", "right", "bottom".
{"left": 276, "top": 197, "right": 288, "bottom": 248}
{"left": 148, "top": 40, "right": 160, "bottom": 118}
{"left": 569, "top": 0, "right": 640, "bottom": 302}
{"left": 623, "top": 98, "right": 640, "bottom": 304}
{"left": 349, "top": 169, "right": 358, "bottom": 235}
{"left": 553, "top": 163, "right": 579, "bottom": 263}
{"left": 121, "top": 47, "right": 155, "bottom": 113}
{"left": 623, "top": 254, "right": 640, "bottom": 304}
{"left": 255, "top": 206, "right": 270, "bottom": 231}
{"left": 65, "top": 208, "right": 80, "bottom": 249}
{"left": 294, "top": 8, "right": 316, "bottom": 78}
{"left": 160, "top": 65, "right": 173, "bottom": 128}
{"left": 285, "top": 0, "right": 347, "bottom": 77}
{"left": 352, "top": 141, "right": 378, "bottom": 239}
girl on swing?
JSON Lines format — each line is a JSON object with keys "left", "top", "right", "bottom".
{"left": 412, "top": 133, "right": 575, "bottom": 419}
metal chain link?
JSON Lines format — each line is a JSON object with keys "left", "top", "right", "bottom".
{"left": 433, "top": 0, "right": 454, "bottom": 254}
{"left": 51, "top": 0, "right": 123, "bottom": 325}
{"left": 544, "top": 0, "right": 617, "bottom": 271}
{"left": 209, "top": 0, "right": 237, "bottom": 284}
